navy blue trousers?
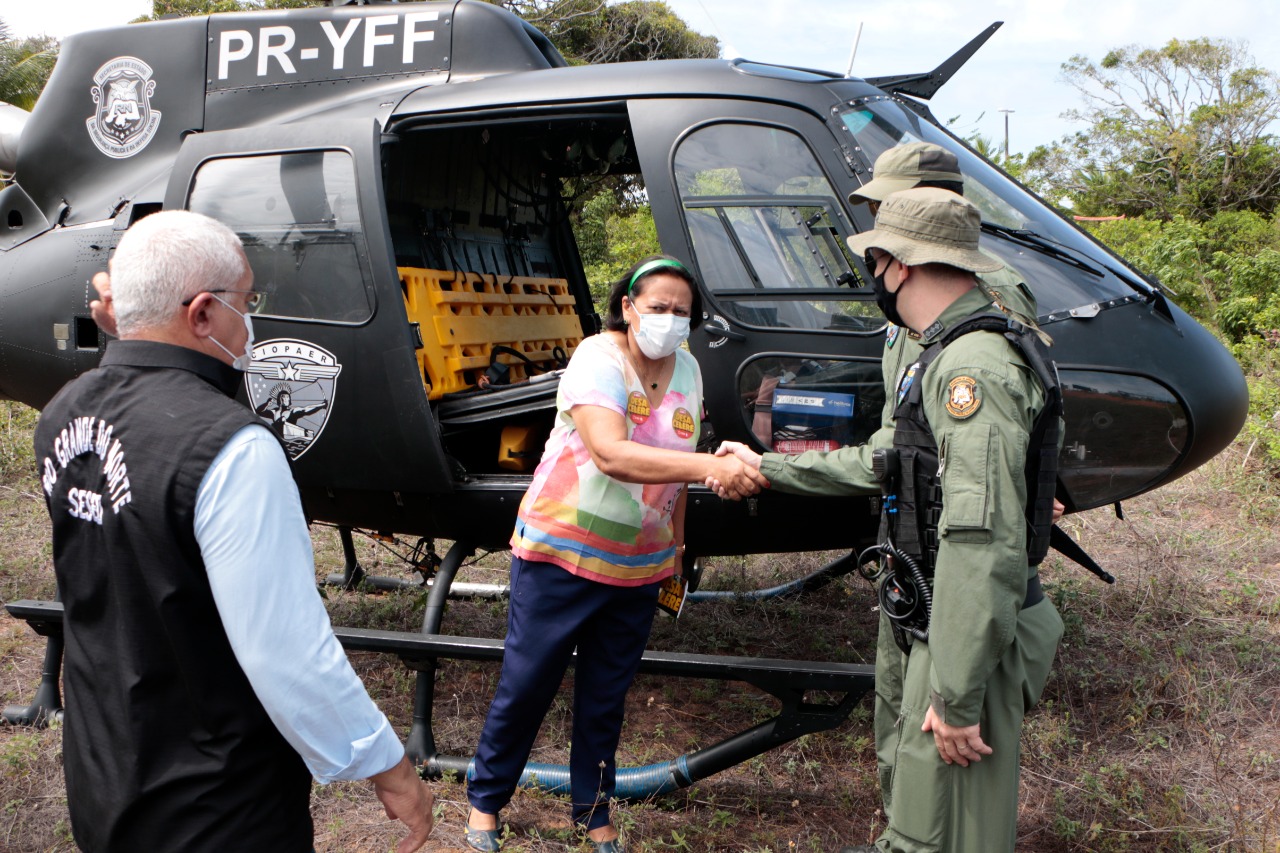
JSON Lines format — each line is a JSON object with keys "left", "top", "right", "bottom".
{"left": 467, "top": 555, "right": 661, "bottom": 830}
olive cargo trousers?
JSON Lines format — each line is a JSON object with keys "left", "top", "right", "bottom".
{"left": 873, "top": 596, "right": 1063, "bottom": 853}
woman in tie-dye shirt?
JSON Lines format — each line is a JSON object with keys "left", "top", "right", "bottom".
{"left": 463, "top": 257, "right": 767, "bottom": 853}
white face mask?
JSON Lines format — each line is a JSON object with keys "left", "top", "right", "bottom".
{"left": 208, "top": 293, "right": 255, "bottom": 371}
{"left": 633, "top": 309, "right": 690, "bottom": 359}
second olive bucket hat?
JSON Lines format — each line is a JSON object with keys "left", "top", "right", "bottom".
{"left": 848, "top": 141, "right": 963, "bottom": 204}
{"left": 847, "top": 187, "right": 1004, "bottom": 273}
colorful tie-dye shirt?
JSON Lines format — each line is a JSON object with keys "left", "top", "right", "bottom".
{"left": 511, "top": 334, "right": 703, "bottom": 586}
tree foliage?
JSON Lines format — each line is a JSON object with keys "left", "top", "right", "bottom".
{"left": 0, "top": 19, "right": 58, "bottom": 112}
{"left": 1027, "top": 38, "right": 1280, "bottom": 220}
{"left": 138, "top": 0, "right": 322, "bottom": 21}
{"left": 1088, "top": 211, "right": 1280, "bottom": 341}
{"left": 488, "top": 0, "right": 717, "bottom": 65}
{"left": 578, "top": 191, "right": 659, "bottom": 307}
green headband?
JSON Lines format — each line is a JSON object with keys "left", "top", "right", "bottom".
{"left": 628, "top": 258, "right": 687, "bottom": 294}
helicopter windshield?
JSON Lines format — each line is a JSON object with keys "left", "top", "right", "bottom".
{"left": 838, "top": 98, "right": 1140, "bottom": 318}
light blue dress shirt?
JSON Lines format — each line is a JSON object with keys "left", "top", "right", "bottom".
{"left": 194, "top": 424, "right": 404, "bottom": 784}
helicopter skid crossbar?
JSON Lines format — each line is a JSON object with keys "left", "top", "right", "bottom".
{"left": 3, "top": 598, "right": 874, "bottom": 797}
{"left": 338, "top": 624, "right": 874, "bottom": 794}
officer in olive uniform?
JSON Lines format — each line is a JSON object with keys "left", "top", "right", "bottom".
{"left": 716, "top": 188, "right": 1063, "bottom": 852}
{"left": 849, "top": 142, "right": 1045, "bottom": 827}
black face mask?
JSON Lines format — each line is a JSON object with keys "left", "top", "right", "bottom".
{"left": 866, "top": 250, "right": 907, "bottom": 328}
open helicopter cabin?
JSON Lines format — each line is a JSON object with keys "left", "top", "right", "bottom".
{"left": 0, "top": 0, "right": 1245, "bottom": 554}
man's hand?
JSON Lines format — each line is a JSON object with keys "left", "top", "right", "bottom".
{"left": 370, "top": 755, "right": 434, "bottom": 853}
{"left": 921, "top": 706, "right": 992, "bottom": 767}
{"left": 705, "top": 441, "right": 768, "bottom": 499}
{"left": 1052, "top": 498, "right": 1065, "bottom": 523}
{"left": 715, "top": 440, "right": 763, "bottom": 470}
{"left": 89, "top": 272, "right": 119, "bottom": 338}
{"left": 704, "top": 453, "right": 769, "bottom": 500}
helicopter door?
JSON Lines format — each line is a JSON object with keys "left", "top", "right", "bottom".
{"left": 163, "top": 118, "right": 454, "bottom": 494}
{"left": 629, "top": 100, "right": 887, "bottom": 452}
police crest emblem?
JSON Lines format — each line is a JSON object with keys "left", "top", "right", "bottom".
{"left": 244, "top": 339, "right": 344, "bottom": 460}
{"left": 946, "top": 376, "right": 981, "bottom": 419}
{"left": 86, "top": 57, "right": 162, "bottom": 159}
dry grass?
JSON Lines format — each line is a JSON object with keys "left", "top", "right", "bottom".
{"left": 2, "top": 399, "right": 1278, "bottom": 851}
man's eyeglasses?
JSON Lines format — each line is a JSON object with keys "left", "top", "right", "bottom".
{"left": 864, "top": 250, "right": 888, "bottom": 274}
{"left": 181, "top": 289, "right": 267, "bottom": 314}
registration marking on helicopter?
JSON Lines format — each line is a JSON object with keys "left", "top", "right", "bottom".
{"left": 211, "top": 9, "right": 448, "bottom": 90}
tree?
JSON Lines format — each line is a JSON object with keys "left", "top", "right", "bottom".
{"left": 488, "top": 0, "right": 717, "bottom": 65}
{"left": 1035, "top": 38, "right": 1280, "bottom": 220}
{"left": 137, "top": 0, "right": 321, "bottom": 22}
{"left": 0, "top": 19, "right": 58, "bottom": 111}
{"left": 580, "top": 194, "right": 659, "bottom": 308}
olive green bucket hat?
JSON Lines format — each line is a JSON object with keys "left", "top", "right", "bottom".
{"left": 849, "top": 141, "right": 963, "bottom": 204}
{"left": 847, "top": 187, "right": 1004, "bottom": 273}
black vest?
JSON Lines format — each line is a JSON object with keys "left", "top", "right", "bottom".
{"left": 35, "top": 340, "right": 312, "bottom": 853}
{"left": 888, "top": 314, "right": 1062, "bottom": 573}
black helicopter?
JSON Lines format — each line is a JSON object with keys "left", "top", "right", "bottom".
{"left": 0, "top": 0, "right": 1247, "bottom": 794}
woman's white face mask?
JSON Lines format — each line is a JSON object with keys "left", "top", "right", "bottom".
{"left": 632, "top": 309, "right": 690, "bottom": 359}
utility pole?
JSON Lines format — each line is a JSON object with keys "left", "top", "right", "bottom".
{"left": 998, "top": 109, "right": 1014, "bottom": 164}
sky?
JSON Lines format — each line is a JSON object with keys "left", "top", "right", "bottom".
{"left": 660, "top": 0, "right": 1280, "bottom": 152}
{"left": 5, "top": 0, "right": 1279, "bottom": 153}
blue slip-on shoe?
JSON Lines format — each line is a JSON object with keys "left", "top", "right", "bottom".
{"left": 462, "top": 824, "right": 502, "bottom": 852}
{"left": 593, "top": 840, "right": 624, "bottom": 853}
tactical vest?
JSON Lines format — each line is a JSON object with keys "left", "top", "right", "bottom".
{"left": 887, "top": 314, "right": 1062, "bottom": 574}
{"left": 35, "top": 340, "right": 313, "bottom": 853}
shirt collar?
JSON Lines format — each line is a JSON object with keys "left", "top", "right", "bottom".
{"left": 100, "top": 339, "right": 244, "bottom": 398}
{"left": 919, "top": 288, "right": 996, "bottom": 345}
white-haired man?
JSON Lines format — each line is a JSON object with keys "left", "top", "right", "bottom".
{"left": 35, "top": 210, "right": 433, "bottom": 853}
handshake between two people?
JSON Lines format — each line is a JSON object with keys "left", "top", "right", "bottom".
{"left": 705, "top": 441, "right": 767, "bottom": 500}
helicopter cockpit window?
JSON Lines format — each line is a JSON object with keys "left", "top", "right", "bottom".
{"left": 838, "top": 99, "right": 1137, "bottom": 318}
{"left": 674, "top": 123, "right": 881, "bottom": 334}
{"left": 188, "top": 151, "right": 373, "bottom": 324}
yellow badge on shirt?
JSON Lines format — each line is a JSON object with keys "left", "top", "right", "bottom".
{"left": 671, "top": 407, "right": 695, "bottom": 439}
{"left": 627, "top": 391, "right": 651, "bottom": 424}
{"left": 946, "top": 376, "right": 981, "bottom": 419}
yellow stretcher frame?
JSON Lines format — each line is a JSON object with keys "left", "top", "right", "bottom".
{"left": 401, "top": 267, "right": 585, "bottom": 399}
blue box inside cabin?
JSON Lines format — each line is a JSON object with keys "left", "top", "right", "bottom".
{"left": 771, "top": 388, "right": 856, "bottom": 447}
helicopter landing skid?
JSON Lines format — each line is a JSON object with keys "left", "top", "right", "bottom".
{"left": 5, "top": 564, "right": 876, "bottom": 797}
{"left": 342, "top": 623, "right": 875, "bottom": 796}
{"left": 323, "top": 524, "right": 423, "bottom": 592}
{"left": 386, "top": 540, "right": 874, "bottom": 797}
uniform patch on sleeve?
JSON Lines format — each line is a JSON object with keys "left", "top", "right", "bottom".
{"left": 945, "top": 376, "right": 981, "bottom": 419}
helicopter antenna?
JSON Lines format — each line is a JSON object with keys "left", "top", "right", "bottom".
{"left": 844, "top": 22, "right": 864, "bottom": 77}
{"left": 864, "top": 21, "right": 1003, "bottom": 100}
{"left": 690, "top": 0, "right": 734, "bottom": 58}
